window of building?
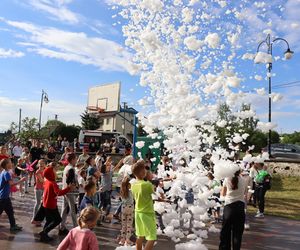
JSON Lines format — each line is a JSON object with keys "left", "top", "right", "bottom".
{"left": 106, "top": 118, "right": 110, "bottom": 125}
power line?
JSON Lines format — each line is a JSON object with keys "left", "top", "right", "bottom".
{"left": 273, "top": 80, "right": 300, "bottom": 88}
{"left": 272, "top": 80, "right": 300, "bottom": 89}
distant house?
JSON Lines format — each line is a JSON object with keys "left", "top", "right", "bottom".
{"left": 98, "top": 106, "right": 137, "bottom": 142}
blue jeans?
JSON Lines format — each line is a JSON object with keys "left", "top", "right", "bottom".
{"left": 99, "top": 190, "right": 111, "bottom": 215}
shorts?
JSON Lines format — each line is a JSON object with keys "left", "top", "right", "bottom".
{"left": 135, "top": 212, "right": 157, "bottom": 241}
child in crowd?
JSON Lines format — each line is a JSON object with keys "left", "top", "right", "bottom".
{"left": 86, "top": 156, "right": 97, "bottom": 177}
{"left": 249, "top": 162, "right": 259, "bottom": 206}
{"left": 131, "top": 160, "right": 156, "bottom": 250}
{"left": 95, "top": 150, "right": 106, "bottom": 170}
{"left": 39, "top": 162, "right": 75, "bottom": 242}
{"left": 60, "top": 153, "right": 78, "bottom": 235}
{"left": 0, "top": 146, "right": 10, "bottom": 161}
{"left": 0, "top": 158, "right": 26, "bottom": 231}
{"left": 57, "top": 206, "right": 100, "bottom": 250}
{"left": 119, "top": 176, "right": 135, "bottom": 246}
{"left": 31, "top": 159, "right": 46, "bottom": 226}
{"left": 75, "top": 162, "right": 84, "bottom": 175}
{"left": 207, "top": 172, "right": 221, "bottom": 223}
{"left": 78, "top": 168, "right": 87, "bottom": 207}
{"left": 79, "top": 180, "right": 97, "bottom": 212}
{"left": 241, "top": 169, "right": 252, "bottom": 230}
{"left": 14, "top": 158, "right": 23, "bottom": 195}
{"left": 99, "top": 156, "right": 116, "bottom": 222}
{"left": 10, "top": 163, "right": 20, "bottom": 197}
{"left": 152, "top": 179, "right": 168, "bottom": 232}
{"left": 60, "top": 147, "right": 71, "bottom": 166}
{"left": 114, "top": 155, "right": 135, "bottom": 221}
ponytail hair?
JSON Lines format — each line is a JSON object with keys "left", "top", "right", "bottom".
{"left": 120, "top": 176, "right": 130, "bottom": 199}
{"left": 77, "top": 206, "right": 100, "bottom": 229}
{"left": 231, "top": 170, "right": 240, "bottom": 190}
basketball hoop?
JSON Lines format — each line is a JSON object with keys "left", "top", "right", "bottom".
{"left": 87, "top": 106, "right": 105, "bottom": 113}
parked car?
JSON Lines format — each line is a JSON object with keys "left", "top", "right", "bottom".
{"left": 263, "top": 143, "right": 300, "bottom": 159}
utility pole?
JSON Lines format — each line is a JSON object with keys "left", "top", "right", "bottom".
{"left": 256, "top": 34, "right": 293, "bottom": 156}
{"left": 122, "top": 102, "right": 127, "bottom": 135}
{"left": 18, "top": 108, "right": 22, "bottom": 133}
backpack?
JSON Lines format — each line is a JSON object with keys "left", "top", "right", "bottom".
{"left": 263, "top": 175, "right": 272, "bottom": 190}
{"left": 255, "top": 170, "right": 272, "bottom": 190}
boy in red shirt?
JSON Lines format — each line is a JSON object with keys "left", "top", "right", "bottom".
{"left": 39, "top": 163, "right": 75, "bottom": 242}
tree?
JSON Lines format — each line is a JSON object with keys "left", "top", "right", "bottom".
{"left": 137, "top": 123, "right": 147, "bottom": 136}
{"left": 248, "top": 131, "right": 267, "bottom": 152}
{"left": 281, "top": 131, "right": 300, "bottom": 145}
{"left": 80, "top": 110, "right": 101, "bottom": 130}
{"left": 271, "top": 131, "right": 280, "bottom": 144}
{"left": 215, "top": 103, "right": 239, "bottom": 148}
{"left": 59, "top": 125, "right": 81, "bottom": 141}
{"left": 40, "top": 120, "right": 81, "bottom": 142}
{"left": 10, "top": 122, "right": 18, "bottom": 134}
{"left": 18, "top": 117, "right": 40, "bottom": 142}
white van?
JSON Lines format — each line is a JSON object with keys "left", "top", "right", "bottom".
{"left": 78, "top": 130, "right": 132, "bottom": 153}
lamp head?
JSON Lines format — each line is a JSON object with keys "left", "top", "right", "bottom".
{"left": 44, "top": 94, "right": 49, "bottom": 103}
{"left": 284, "top": 48, "right": 294, "bottom": 60}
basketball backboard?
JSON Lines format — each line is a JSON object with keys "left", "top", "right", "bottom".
{"left": 88, "top": 82, "right": 121, "bottom": 113}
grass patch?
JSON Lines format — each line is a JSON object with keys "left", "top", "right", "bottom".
{"left": 248, "top": 175, "right": 300, "bottom": 220}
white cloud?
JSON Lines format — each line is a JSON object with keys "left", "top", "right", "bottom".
{"left": 3, "top": 19, "right": 133, "bottom": 73}
{"left": 28, "top": 0, "right": 80, "bottom": 24}
{"left": 0, "top": 96, "right": 85, "bottom": 132}
{"left": 0, "top": 48, "right": 25, "bottom": 58}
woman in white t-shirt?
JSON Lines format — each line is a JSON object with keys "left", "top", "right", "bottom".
{"left": 219, "top": 170, "right": 247, "bottom": 250}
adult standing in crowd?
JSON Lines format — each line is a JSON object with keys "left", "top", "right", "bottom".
{"left": 255, "top": 163, "right": 271, "bottom": 218}
{"left": 73, "top": 138, "right": 80, "bottom": 152}
{"left": 21, "top": 146, "right": 30, "bottom": 159}
{"left": 12, "top": 141, "right": 23, "bottom": 165}
{"left": 61, "top": 137, "right": 69, "bottom": 151}
{"left": 77, "top": 148, "right": 90, "bottom": 165}
{"left": 46, "top": 146, "right": 56, "bottom": 163}
{"left": 219, "top": 169, "right": 247, "bottom": 250}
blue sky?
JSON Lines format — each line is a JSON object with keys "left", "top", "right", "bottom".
{"left": 0, "top": 0, "right": 299, "bottom": 133}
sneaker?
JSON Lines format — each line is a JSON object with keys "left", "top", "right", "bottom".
{"left": 119, "top": 240, "right": 125, "bottom": 245}
{"left": 124, "top": 240, "right": 135, "bottom": 246}
{"left": 58, "top": 228, "right": 69, "bottom": 235}
{"left": 255, "top": 213, "right": 264, "bottom": 218}
{"left": 39, "top": 231, "right": 53, "bottom": 242}
{"left": 244, "top": 223, "right": 250, "bottom": 230}
{"left": 10, "top": 224, "right": 23, "bottom": 232}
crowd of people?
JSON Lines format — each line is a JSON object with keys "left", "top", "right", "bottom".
{"left": 0, "top": 138, "right": 272, "bottom": 250}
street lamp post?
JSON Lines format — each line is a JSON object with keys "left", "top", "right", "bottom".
{"left": 38, "top": 90, "right": 49, "bottom": 130}
{"left": 256, "top": 34, "right": 293, "bottom": 156}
